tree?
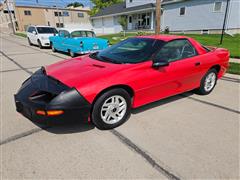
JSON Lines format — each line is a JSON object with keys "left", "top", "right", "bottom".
{"left": 90, "top": 0, "right": 123, "bottom": 15}
{"left": 67, "top": 2, "right": 84, "bottom": 8}
{"left": 118, "top": 16, "right": 127, "bottom": 37}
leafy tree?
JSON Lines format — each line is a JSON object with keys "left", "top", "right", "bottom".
{"left": 67, "top": 2, "right": 84, "bottom": 8}
{"left": 118, "top": 16, "right": 127, "bottom": 30}
{"left": 90, "top": 0, "right": 123, "bottom": 15}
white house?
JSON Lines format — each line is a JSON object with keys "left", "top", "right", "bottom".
{"left": 91, "top": 0, "right": 240, "bottom": 35}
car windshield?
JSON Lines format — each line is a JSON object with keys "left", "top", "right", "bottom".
{"left": 90, "top": 38, "right": 165, "bottom": 64}
{"left": 71, "top": 31, "right": 96, "bottom": 38}
{"left": 37, "top": 27, "right": 58, "bottom": 34}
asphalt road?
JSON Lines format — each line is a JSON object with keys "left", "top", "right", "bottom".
{"left": 0, "top": 33, "right": 239, "bottom": 179}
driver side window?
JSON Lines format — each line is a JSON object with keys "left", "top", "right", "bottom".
{"left": 155, "top": 39, "right": 197, "bottom": 63}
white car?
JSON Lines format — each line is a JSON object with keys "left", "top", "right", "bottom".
{"left": 27, "top": 25, "right": 58, "bottom": 48}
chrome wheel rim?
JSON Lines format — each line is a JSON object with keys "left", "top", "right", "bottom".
{"left": 204, "top": 72, "right": 216, "bottom": 92}
{"left": 101, "top": 95, "right": 127, "bottom": 124}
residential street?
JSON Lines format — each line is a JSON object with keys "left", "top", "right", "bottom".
{"left": 0, "top": 33, "right": 239, "bottom": 179}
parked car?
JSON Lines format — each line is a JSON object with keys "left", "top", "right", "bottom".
{"left": 14, "top": 35, "right": 230, "bottom": 129}
{"left": 27, "top": 25, "right": 58, "bottom": 48}
{"left": 49, "top": 28, "right": 109, "bottom": 57}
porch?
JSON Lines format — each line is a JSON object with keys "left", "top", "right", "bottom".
{"left": 126, "top": 11, "right": 155, "bottom": 31}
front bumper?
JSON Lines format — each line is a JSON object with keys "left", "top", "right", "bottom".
{"left": 14, "top": 68, "right": 91, "bottom": 124}
{"left": 40, "top": 39, "right": 50, "bottom": 47}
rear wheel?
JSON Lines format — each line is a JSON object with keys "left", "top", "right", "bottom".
{"left": 38, "top": 39, "right": 43, "bottom": 49}
{"left": 92, "top": 88, "right": 131, "bottom": 130}
{"left": 69, "top": 49, "right": 75, "bottom": 57}
{"left": 195, "top": 69, "right": 217, "bottom": 95}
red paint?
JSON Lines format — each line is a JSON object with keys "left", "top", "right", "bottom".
{"left": 46, "top": 35, "right": 230, "bottom": 108}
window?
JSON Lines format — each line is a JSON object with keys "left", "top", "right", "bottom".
{"left": 36, "top": 27, "right": 58, "bottom": 34}
{"left": 56, "top": 23, "right": 64, "bottom": 28}
{"left": 129, "top": 0, "right": 133, "bottom": 2}
{"left": 27, "top": 26, "right": 34, "bottom": 33}
{"left": 54, "top": 11, "right": 62, "bottom": 16}
{"left": 63, "top": 11, "right": 69, "bottom": 16}
{"left": 24, "top": 10, "right": 31, "bottom": 16}
{"left": 47, "top": 21, "right": 50, "bottom": 26}
{"left": 129, "top": 16, "right": 132, "bottom": 23}
{"left": 202, "top": 29, "right": 209, "bottom": 34}
{"left": 78, "top": 13, "right": 84, "bottom": 17}
{"left": 179, "top": 7, "right": 185, "bottom": 16}
{"left": 71, "top": 31, "right": 96, "bottom": 38}
{"left": 213, "top": 2, "right": 222, "bottom": 12}
{"left": 155, "top": 39, "right": 197, "bottom": 62}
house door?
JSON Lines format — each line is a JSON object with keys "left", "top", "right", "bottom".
{"left": 128, "top": 15, "right": 133, "bottom": 30}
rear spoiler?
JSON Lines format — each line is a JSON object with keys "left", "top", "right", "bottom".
{"left": 205, "top": 46, "right": 217, "bottom": 51}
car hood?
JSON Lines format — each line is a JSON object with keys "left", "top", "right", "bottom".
{"left": 39, "top": 34, "right": 55, "bottom": 38}
{"left": 45, "top": 55, "right": 133, "bottom": 89}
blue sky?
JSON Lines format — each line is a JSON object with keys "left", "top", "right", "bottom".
{"left": 15, "top": 0, "right": 93, "bottom": 8}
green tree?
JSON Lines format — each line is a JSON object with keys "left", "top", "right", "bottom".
{"left": 67, "top": 2, "right": 84, "bottom": 8}
{"left": 90, "top": 0, "right": 123, "bottom": 15}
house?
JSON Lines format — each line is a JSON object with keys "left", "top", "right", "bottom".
{"left": 14, "top": 5, "right": 91, "bottom": 31}
{"left": 91, "top": 0, "right": 240, "bottom": 35}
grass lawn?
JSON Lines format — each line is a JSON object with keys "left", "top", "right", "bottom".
{"left": 15, "top": 32, "right": 27, "bottom": 38}
{"left": 227, "top": 62, "right": 240, "bottom": 75}
{"left": 99, "top": 33, "right": 240, "bottom": 58}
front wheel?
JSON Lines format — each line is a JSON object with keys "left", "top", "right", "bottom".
{"left": 38, "top": 39, "right": 43, "bottom": 49}
{"left": 195, "top": 69, "right": 218, "bottom": 95}
{"left": 28, "top": 38, "right": 33, "bottom": 46}
{"left": 50, "top": 42, "right": 56, "bottom": 52}
{"left": 92, "top": 89, "right": 131, "bottom": 130}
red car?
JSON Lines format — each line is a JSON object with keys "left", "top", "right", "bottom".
{"left": 14, "top": 35, "right": 230, "bottom": 129}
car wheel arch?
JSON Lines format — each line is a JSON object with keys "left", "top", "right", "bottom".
{"left": 91, "top": 84, "right": 135, "bottom": 111}
{"left": 209, "top": 64, "right": 221, "bottom": 74}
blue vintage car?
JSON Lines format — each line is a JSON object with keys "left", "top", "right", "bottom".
{"left": 49, "top": 28, "right": 109, "bottom": 57}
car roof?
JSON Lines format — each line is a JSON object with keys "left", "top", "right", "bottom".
{"left": 58, "top": 28, "right": 94, "bottom": 33}
{"left": 137, "top": 35, "right": 189, "bottom": 42}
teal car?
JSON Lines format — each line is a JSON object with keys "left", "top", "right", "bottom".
{"left": 49, "top": 28, "right": 109, "bottom": 57}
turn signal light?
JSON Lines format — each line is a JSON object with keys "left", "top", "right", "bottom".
{"left": 46, "top": 110, "right": 64, "bottom": 116}
{"left": 36, "top": 110, "right": 64, "bottom": 116}
{"left": 36, "top": 110, "right": 46, "bottom": 116}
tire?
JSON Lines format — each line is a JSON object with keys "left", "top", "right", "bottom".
{"left": 38, "top": 39, "right": 43, "bottom": 49}
{"left": 50, "top": 42, "right": 56, "bottom": 52}
{"left": 28, "top": 38, "right": 33, "bottom": 46}
{"left": 195, "top": 69, "right": 218, "bottom": 95}
{"left": 92, "top": 88, "right": 132, "bottom": 130}
{"left": 69, "top": 50, "right": 75, "bottom": 58}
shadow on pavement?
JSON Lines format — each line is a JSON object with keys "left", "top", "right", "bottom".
{"left": 132, "top": 92, "right": 194, "bottom": 114}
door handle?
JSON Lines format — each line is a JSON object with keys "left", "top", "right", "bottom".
{"left": 195, "top": 62, "right": 201, "bottom": 66}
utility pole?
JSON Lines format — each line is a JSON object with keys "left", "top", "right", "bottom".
{"left": 5, "top": 0, "right": 16, "bottom": 34}
{"left": 155, "top": 0, "right": 161, "bottom": 34}
{"left": 220, "top": 0, "right": 230, "bottom": 44}
{"left": 55, "top": 0, "right": 61, "bottom": 27}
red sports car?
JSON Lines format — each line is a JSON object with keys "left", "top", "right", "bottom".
{"left": 14, "top": 35, "right": 230, "bottom": 129}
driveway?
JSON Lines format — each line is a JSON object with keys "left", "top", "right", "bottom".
{"left": 0, "top": 33, "right": 239, "bottom": 179}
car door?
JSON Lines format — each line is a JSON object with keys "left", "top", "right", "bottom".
{"left": 61, "top": 30, "right": 71, "bottom": 52}
{"left": 31, "top": 27, "right": 38, "bottom": 45}
{"left": 134, "top": 39, "right": 201, "bottom": 106}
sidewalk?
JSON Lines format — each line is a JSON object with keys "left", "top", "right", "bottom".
{"left": 230, "top": 58, "right": 240, "bottom": 63}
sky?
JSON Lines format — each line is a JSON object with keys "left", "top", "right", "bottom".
{"left": 14, "top": 0, "right": 93, "bottom": 8}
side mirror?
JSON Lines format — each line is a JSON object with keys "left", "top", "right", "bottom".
{"left": 152, "top": 61, "right": 169, "bottom": 69}
{"left": 32, "top": 31, "right": 37, "bottom": 35}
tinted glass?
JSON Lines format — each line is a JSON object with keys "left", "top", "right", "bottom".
{"left": 36, "top": 27, "right": 58, "bottom": 34}
{"left": 155, "top": 39, "right": 197, "bottom": 62}
{"left": 91, "top": 38, "right": 165, "bottom": 64}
